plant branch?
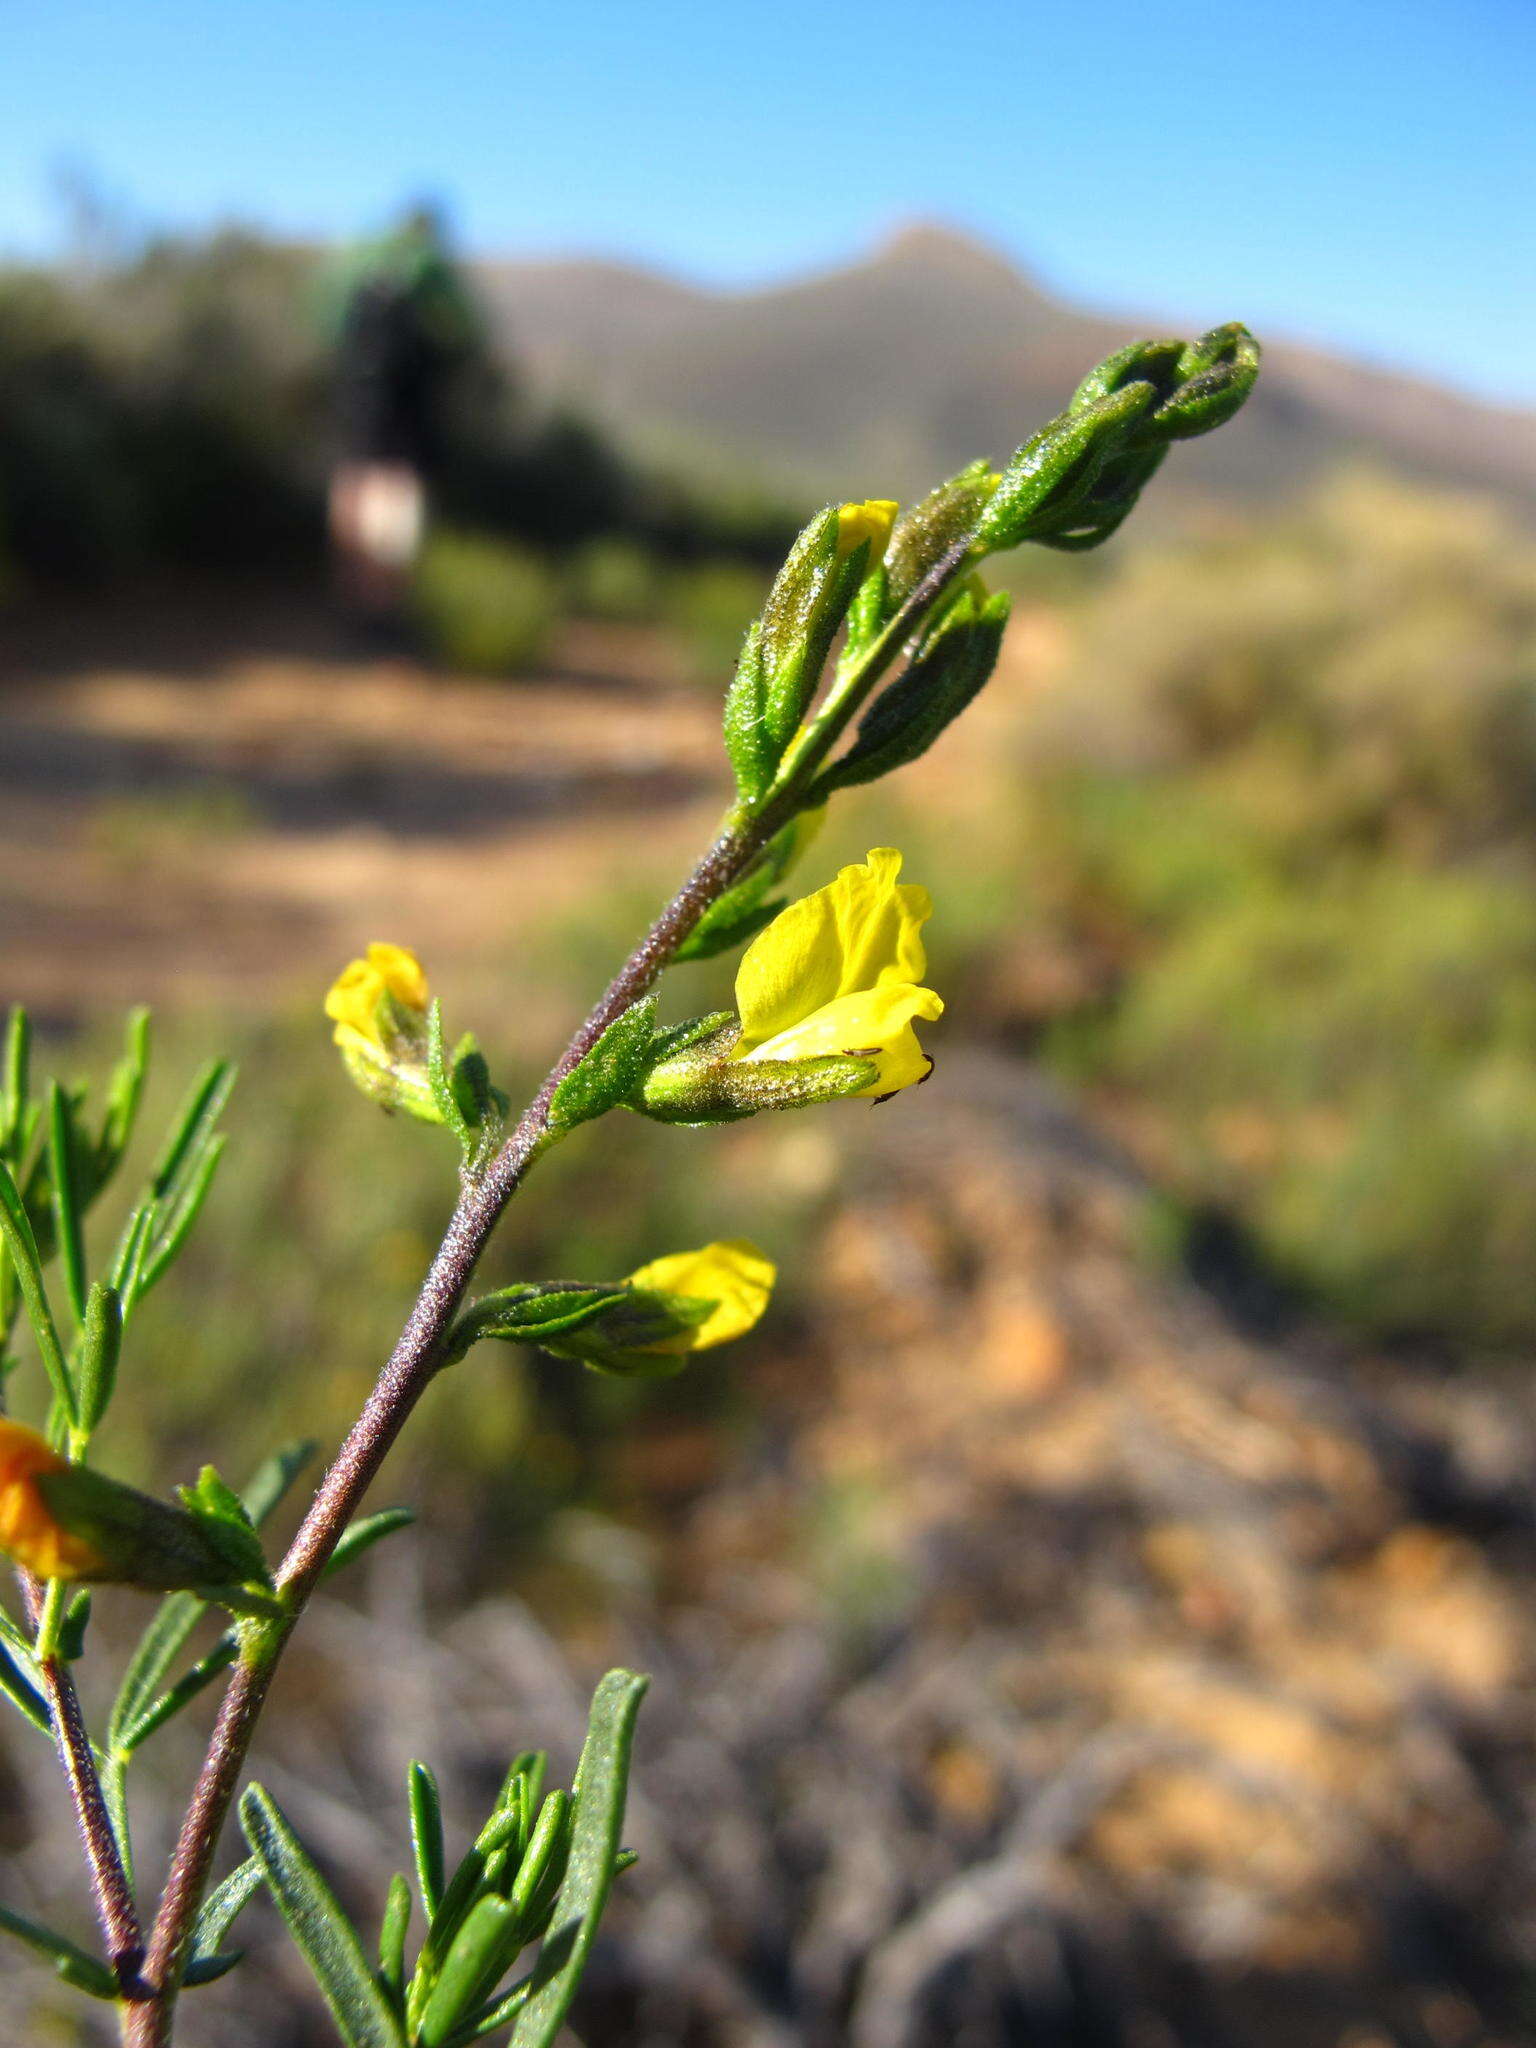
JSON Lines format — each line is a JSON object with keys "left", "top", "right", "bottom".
{"left": 126, "top": 555, "right": 963, "bottom": 2043}
{"left": 125, "top": 813, "right": 772, "bottom": 2042}
{"left": 17, "top": 1569, "right": 144, "bottom": 1991}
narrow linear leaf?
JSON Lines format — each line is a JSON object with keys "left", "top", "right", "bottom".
{"left": 1, "top": 1006, "right": 31, "bottom": 1157}
{"left": 78, "top": 1282, "right": 123, "bottom": 1433}
{"left": 108, "top": 1197, "right": 159, "bottom": 1306}
{"left": 377, "top": 1872, "right": 411, "bottom": 2001}
{"left": 0, "top": 1899, "right": 114, "bottom": 1994}
{"left": 410, "top": 1762, "right": 447, "bottom": 1920}
{"left": 323, "top": 1508, "right": 415, "bottom": 1581}
{"left": 240, "top": 1785, "right": 406, "bottom": 2048}
{"left": 140, "top": 1133, "right": 227, "bottom": 1296}
{"left": 0, "top": 1636, "right": 50, "bottom": 1734}
{"left": 182, "top": 1949, "right": 245, "bottom": 1988}
{"left": 46, "top": 1082, "right": 89, "bottom": 1331}
{"left": 54, "top": 1952, "right": 121, "bottom": 1999}
{"left": 120, "top": 1630, "right": 238, "bottom": 1752}
{"left": 0, "top": 1155, "right": 75, "bottom": 1423}
{"left": 109, "top": 1592, "right": 206, "bottom": 1752}
{"left": 442, "top": 1974, "right": 534, "bottom": 2045}
{"left": 506, "top": 1669, "right": 648, "bottom": 2048}
{"left": 242, "top": 1437, "right": 321, "bottom": 1528}
{"left": 149, "top": 1060, "right": 236, "bottom": 1210}
{"left": 187, "top": 1854, "right": 264, "bottom": 1986}
{"left": 97, "top": 1008, "right": 152, "bottom": 1176}
{"left": 418, "top": 1895, "right": 519, "bottom": 2047}
{"left": 505, "top": 1790, "right": 570, "bottom": 1936}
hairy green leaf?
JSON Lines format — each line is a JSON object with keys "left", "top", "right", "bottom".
{"left": 240, "top": 1785, "right": 407, "bottom": 2048}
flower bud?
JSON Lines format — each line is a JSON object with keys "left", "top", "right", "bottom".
{"left": 324, "top": 942, "right": 443, "bottom": 1122}
{"left": 0, "top": 1420, "right": 107, "bottom": 1580}
{"left": 0, "top": 1420, "right": 275, "bottom": 1607}
{"left": 725, "top": 502, "right": 896, "bottom": 804}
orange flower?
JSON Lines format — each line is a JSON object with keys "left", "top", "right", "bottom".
{"left": 0, "top": 1419, "right": 105, "bottom": 1580}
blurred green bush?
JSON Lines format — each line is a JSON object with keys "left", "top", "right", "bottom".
{"left": 953, "top": 474, "right": 1536, "bottom": 1347}
{"left": 412, "top": 528, "right": 560, "bottom": 673}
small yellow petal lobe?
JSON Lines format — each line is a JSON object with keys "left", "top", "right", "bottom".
{"left": 625, "top": 1239, "right": 777, "bottom": 1353}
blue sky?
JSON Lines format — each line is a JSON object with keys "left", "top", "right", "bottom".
{"left": 4, "top": 0, "right": 1532, "bottom": 405}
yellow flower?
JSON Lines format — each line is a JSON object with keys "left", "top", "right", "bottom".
{"left": 731, "top": 848, "right": 943, "bottom": 1095}
{"left": 625, "top": 1239, "right": 777, "bottom": 1353}
{"left": 0, "top": 1420, "right": 106, "bottom": 1581}
{"left": 324, "top": 942, "right": 430, "bottom": 1054}
{"left": 836, "top": 499, "right": 898, "bottom": 563}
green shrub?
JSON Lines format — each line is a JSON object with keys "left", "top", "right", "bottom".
{"left": 566, "top": 537, "right": 666, "bottom": 623}
{"left": 413, "top": 527, "right": 560, "bottom": 674}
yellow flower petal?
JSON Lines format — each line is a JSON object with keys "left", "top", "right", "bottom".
{"left": 740, "top": 984, "right": 943, "bottom": 1095}
{"left": 366, "top": 942, "right": 429, "bottom": 1012}
{"left": 734, "top": 849, "right": 932, "bottom": 1054}
{"left": 325, "top": 959, "right": 387, "bottom": 1046}
{"left": 625, "top": 1239, "right": 777, "bottom": 1353}
{"left": 324, "top": 943, "right": 429, "bottom": 1050}
{"left": 0, "top": 1420, "right": 105, "bottom": 1581}
{"left": 836, "top": 499, "right": 898, "bottom": 562}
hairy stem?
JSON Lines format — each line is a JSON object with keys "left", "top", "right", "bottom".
{"left": 125, "top": 550, "right": 961, "bottom": 2042}
{"left": 125, "top": 815, "right": 768, "bottom": 2043}
{"left": 18, "top": 1571, "right": 144, "bottom": 1991}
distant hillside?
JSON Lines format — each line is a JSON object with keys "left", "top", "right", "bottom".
{"left": 474, "top": 224, "right": 1536, "bottom": 516}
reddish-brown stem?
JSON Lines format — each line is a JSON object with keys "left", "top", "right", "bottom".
{"left": 122, "top": 535, "right": 975, "bottom": 2045}
{"left": 18, "top": 1571, "right": 144, "bottom": 1991}
{"left": 123, "top": 816, "right": 767, "bottom": 2045}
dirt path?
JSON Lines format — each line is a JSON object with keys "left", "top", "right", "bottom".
{"left": 1, "top": 588, "right": 730, "bottom": 1023}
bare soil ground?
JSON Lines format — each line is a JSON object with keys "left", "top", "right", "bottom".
{"left": 0, "top": 584, "right": 727, "bottom": 1022}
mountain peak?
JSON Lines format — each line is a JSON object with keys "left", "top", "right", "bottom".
{"left": 870, "top": 219, "right": 1045, "bottom": 293}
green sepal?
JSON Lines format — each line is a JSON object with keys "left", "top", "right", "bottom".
{"left": 33, "top": 1462, "right": 279, "bottom": 1610}
{"left": 548, "top": 997, "right": 657, "bottom": 1135}
{"left": 757, "top": 507, "right": 867, "bottom": 751}
{"left": 644, "top": 1013, "right": 737, "bottom": 1063}
{"left": 882, "top": 460, "right": 999, "bottom": 609}
{"left": 108, "top": 1439, "right": 315, "bottom": 1751}
{"left": 339, "top": 1034, "right": 443, "bottom": 1126}
{"left": 723, "top": 621, "right": 773, "bottom": 804}
{"left": 637, "top": 1043, "right": 879, "bottom": 1125}
{"left": 541, "top": 1288, "right": 714, "bottom": 1378}
{"left": 447, "top": 1280, "right": 715, "bottom": 1378}
{"left": 976, "top": 323, "right": 1261, "bottom": 555}
{"left": 446, "top": 1284, "right": 632, "bottom": 1364}
{"left": 813, "top": 585, "right": 1011, "bottom": 796}
{"left": 724, "top": 507, "right": 870, "bottom": 804}
{"left": 976, "top": 380, "right": 1160, "bottom": 553}
{"left": 175, "top": 1465, "right": 273, "bottom": 1587}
